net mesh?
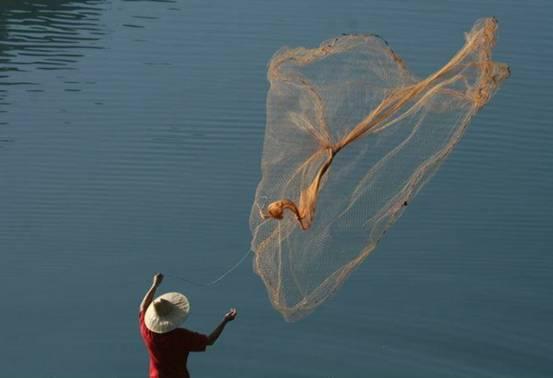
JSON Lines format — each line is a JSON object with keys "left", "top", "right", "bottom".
{"left": 250, "top": 18, "right": 510, "bottom": 321}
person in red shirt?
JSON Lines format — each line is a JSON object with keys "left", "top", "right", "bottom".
{"left": 139, "top": 273, "right": 237, "bottom": 378}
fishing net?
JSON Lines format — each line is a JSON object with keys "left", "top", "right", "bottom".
{"left": 250, "top": 18, "right": 509, "bottom": 321}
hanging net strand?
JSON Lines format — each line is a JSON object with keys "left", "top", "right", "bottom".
{"left": 250, "top": 18, "right": 509, "bottom": 321}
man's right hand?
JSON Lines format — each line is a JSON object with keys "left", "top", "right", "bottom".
{"left": 224, "top": 308, "right": 237, "bottom": 322}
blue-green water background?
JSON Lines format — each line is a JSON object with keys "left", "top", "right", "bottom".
{"left": 1, "top": 1, "right": 551, "bottom": 377}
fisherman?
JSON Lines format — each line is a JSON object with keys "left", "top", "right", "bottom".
{"left": 139, "top": 273, "right": 237, "bottom": 378}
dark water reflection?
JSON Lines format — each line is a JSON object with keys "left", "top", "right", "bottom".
{"left": 0, "top": 1, "right": 104, "bottom": 66}
{"left": 0, "top": 0, "right": 104, "bottom": 112}
{"left": 0, "top": 0, "right": 552, "bottom": 377}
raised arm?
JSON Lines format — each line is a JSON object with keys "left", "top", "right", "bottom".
{"left": 207, "top": 308, "right": 237, "bottom": 346}
{"left": 140, "top": 273, "right": 163, "bottom": 313}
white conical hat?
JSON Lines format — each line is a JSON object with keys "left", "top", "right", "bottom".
{"left": 145, "top": 292, "right": 190, "bottom": 334}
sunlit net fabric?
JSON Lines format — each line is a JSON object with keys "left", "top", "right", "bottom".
{"left": 250, "top": 18, "right": 509, "bottom": 321}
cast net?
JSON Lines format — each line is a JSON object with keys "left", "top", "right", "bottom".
{"left": 250, "top": 18, "right": 509, "bottom": 321}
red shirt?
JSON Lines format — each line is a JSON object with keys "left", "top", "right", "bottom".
{"left": 139, "top": 311, "right": 209, "bottom": 378}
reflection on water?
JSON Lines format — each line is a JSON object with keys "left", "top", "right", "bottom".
{"left": 0, "top": 0, "right": 104, "bottom": 112}
{"left": 122, "top": 0, "right": 175, "bottom": 3}
{"left": 0, "top": 1, "right": 104, "bottom": 66}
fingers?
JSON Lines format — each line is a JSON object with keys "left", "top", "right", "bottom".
{"left": 153, "top": 273, "right": 164, "bottom": 285}
{"left": 226, "top": 308, "right": 237, "bottom": 319}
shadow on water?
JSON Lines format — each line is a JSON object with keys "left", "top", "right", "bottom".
{"left": 0, "top": 0, "right": 105, "bottom": 110}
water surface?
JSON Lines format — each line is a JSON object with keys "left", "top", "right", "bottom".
{"left": 0, "top": 0, "right": 552, "bottom": 377}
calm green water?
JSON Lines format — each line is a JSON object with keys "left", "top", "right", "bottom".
{"left": 1, "top": 0, "right": 552, "bottom": 377}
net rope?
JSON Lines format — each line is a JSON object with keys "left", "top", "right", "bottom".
{"left": 167, "top": 248, "right": 252, "bottom": 287}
